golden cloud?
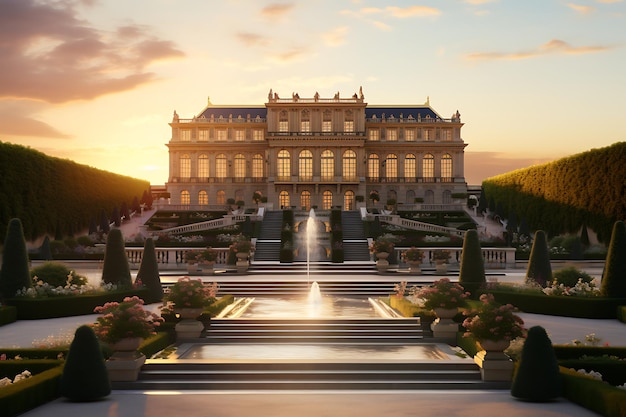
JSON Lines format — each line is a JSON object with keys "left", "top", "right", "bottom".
{"left": 466, "top": 39, "right": 610, "bottom": 61}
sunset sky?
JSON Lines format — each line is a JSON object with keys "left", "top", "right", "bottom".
{"left": 1, "top": 0, "right": 624, "bottom": 185}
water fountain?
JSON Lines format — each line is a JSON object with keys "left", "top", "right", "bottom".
{"left": 306, "top": 208, "right": 318, "bottom": 285}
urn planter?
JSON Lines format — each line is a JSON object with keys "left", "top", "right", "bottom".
{"left": 474, "top": 339, "right": 514, "bottom": 382}
{"left": 106, "top": 337, "right": 146, "bottom": 381}
{"left": 174, "top": 308, "right": 204, "bottom": 340}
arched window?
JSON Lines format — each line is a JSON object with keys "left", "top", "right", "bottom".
{"left": 344, "top": 190, "right": 355, "bottom": 211}
{"left": 216, "top": 190, "right": 225, "bottom": 205}
{"left": 179, "top": 154, "right": 191, "bottom": 178}
{"left": 404, "top": 154, "right": 416, "bottom": 180}
{"left": 181, "top": 190, "right": 190, "bottom": 205}
{"left": 279, "top": 191, "right": 290, "bottom": 209}
{"left": 321, "top": 150, "right": 334, "bottom": 181}
{"left": 323, "top": 190, "right": 333, "bottom": 210}
{"left": 441, "top": 153, "right": 453, "bottom": 181}
{"left": 443, "top": 190, "right": 452, "bottom": 204}
{"left": 277, "top": 150, "right": 290, "bottom": 181}
{"left": 301, "top": 191, "right": 311, "bottom": 210}
{"left": 252, "top": 154, "right": 264, "bottom": 179}
{"left": 406, "top": 190, "right": 415, "bottom": 204}
{"left": 234, "top": 153, "right": 245, "bottom": 180}
{"left": 342, "top": 150, "right": 356, "bottom": 181}
{"left": 422, "top": 154, "right": 434, "bottom": 180}
{"left": 385, "top": 154, "right": 398, "bottom": 180}
{"left": 216, "top": 154, "right": 227, "bottom": 179}
{"left": 299, "top": 150, "right": 313, "bottom": 181}
{"left": 198, "top": 190, "right": 208, "bottom": 205}
{"left": 424, "top": 190, "right": 434, "bottom": 204}
{"left": 198, "top": 154, "right": 209, "bottom": 178}
{"left": 368, "top": 154, "right": 380, "bottom": 181}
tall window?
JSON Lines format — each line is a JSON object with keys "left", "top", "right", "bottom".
{"left": 279, "top": 111, "right": 288, "bottom": 132}
{"left": 441, "top": 153, "right": 453, "bottom": 181}
{"left": 322, "top": 110, "right": 332, "bottom": 132}
{"left": 277, "top": 150, "right": 291, "bottom": 180}
{"left": 252, "top": 154, "right": 264, "bottom": 179}
{"left": 253, "top": 129, "right": 264, "bottom": 141}
{"left": 198, "top": 190, "right": 208, "bottom": 205}
{"left": 404, "top": 154, "right": 416, "bottom": 180}
{"left": 181, "top": 190, "right": 190, "bottom": 205}
{"left": 299, "top": 150, "right": 313, "bottom": 181}
{"left": 179, "top": 129, "right": 191, "bottom": 142}
{"left": 235, "top": 129, "right": 245, "bottom": 141}
{"left": 369, "top": 129, "right": 380, "bottom": 141}
{"left": 385, "top": 154, "right": 398, "bottom": 179}
{"left": 423, "top": 129, "right": 431, "bottom": 141}
{"left": 443, "top": 129, "right": 452, "bottom": 141}
{"left": 198, "top": 154, "right": 209, "bottom": 178}
{"left": 234, "top": 153, "right": 245, "bottom": 180}
{"left": 215, "top": 153, "right": 227, "bottom": 179}
{"left": 217, "top": 129, "right": 227, "bottom": 141}
{"left": 368, "top": 154, "right": 380, "bottom": 180}
{"left": 386, "top": 129, "right": 397, "bottom": 141}
{"left": 301, "top": 120, "right": 310, "bottom": 133}
{"left": 344, "top": 120, "right": 354, "bottom": 132}
{"left": 344, "top": 190, "right": 355, "bottom": 211}
{"left": 422, "top": 154, "right": 434, "bottom": 180}
{"left": 198, "top": 129, "right": 209, "bottom": 142}
{"left": 279, "top": 191, "right": 290, "bottom": 209}
{"left": 179, "top": 154, "right": 191, "bottom": 178}
{"left": 405, "top": 129, "right": 415, "bottom": 142}
{"left": 321, "top": 150, "right": 334, "bottom": 181}
{"left": 342, "top": 150, "right": 356, "bottom": 181}
{"left": 216, "top": 190, "right": 225, "bottom": 205}
{"left": 300, "top": 191, "right": 311, "bottom": 210}
{"left": 323, "top": 190, "right": 333, "bottom": 210}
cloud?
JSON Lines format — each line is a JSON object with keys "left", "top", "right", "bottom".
{"left": 466, "top": 39, "right": 611, "bottom": 61}
{"left": 463, "top": 0, "right": 498, "bottom": 4}
{"left": 595, "top": 0, "right": 623, "bottom": 3}
{"left": 260, "top": 3, "right": 295, "bottom": 19}
{"left": 269, "top": 47, "right": 310, "bottom": 63}
{"left": 354, "top": 5, "right": 441, "bottom": 18}
{"left": 0, "top": 101, "right": 70, "bottom": 138}
{"left": 0, "top": 0, "right": 184, "bottom": 103}
{"left": 235, "top": 32, "right": 270, "bottom": 47}
{"left": 322, "top": 27, "right": 349, "bottom": 47}
{"left": 567, "top": 3, "right": 595, "bottom": 13}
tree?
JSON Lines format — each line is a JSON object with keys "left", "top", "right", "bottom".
{"left": 111, "top": 206, "right": 121, "bottom": 227}
{"left": 99, "top": 208, "right": 110, "bottom": 233}
{"left": 88, "top": 217, "right": 98, "bottom": 235}
{"left": 0, "top": 218, "right": 32, "bottom": 300}
{"left": 40, "top": 235, "right": 53, "bottom": 261}
{"left": 135, "top": 238, "right": 163, "bottom": 303}
{"left": 60, "top": 325, "right": 111, "bottom": 401}
{"left": 580, "top": 223, "right": 590, "bottom": 248}
{"left": 101, "top": 228, "right": 132, "bottom": 287}
{"left": 120, "top": 201, "right": 130, "bottom": 222}
{"left": 458, "top": 229, "right": 486, "bottom": 297}
{"left": 511, "top": 326, "right": 561, "bottom": 401}
{"left": 525, "top": 230, "right": 552, "bottom": 287}
{"left": 600, "top": 220, "right": 626, "bottom": 297}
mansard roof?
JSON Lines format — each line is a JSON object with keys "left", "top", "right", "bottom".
{"left": 365, "top": 106, "right": 441, "bottom": 120}
{"left": 197, "top": 106, "right": 266, "bottom": 119}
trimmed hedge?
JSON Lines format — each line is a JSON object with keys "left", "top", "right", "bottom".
{"left": 560, "top": 366, "right": 626, "bottom": 417}
{"left": 6, "top": 288, "right": 151, "bottom": 319}
{"left": 553, "top": 345, "right": 626, "bottom": 361}
{"left": 618, "top": 306, "right": 626, "bottom": 323}
{"left": 0, "top": 306, "right": 17, "bottom": 326}
{"left": 559, "top": 360, "right": 626, "bottom": 386}
{"left": 0, "top": 362, "right": 64, "bottom": 417}
{"left": 485, "top": 290, "right": 626, "bottom": 319}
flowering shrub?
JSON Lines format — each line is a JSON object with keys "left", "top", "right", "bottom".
{"left": 230, "top": 238, "right": 253, "bottom": 254}
{"left": 184, "top": 247, "right": 218, "bottom": 263}
{"left": 394, "top": 281, "right": 407, "bottom": 297}
{"left": 412, "top": 278, "right": 469, "bottom": 310}
{"left": 462, "top": 293, "right": 526, "bottom": 342}
{"left": 91, "top": 296, "right": 163, "bottom": 345}
{"left": 542, "top": 278, "right": 601, "bottom": 297}
{"left": 432, "top": 249, "right": 451, "bottom": 262}
{"left": 162, "top": 277, "right": 218, "bottom": 310}
{"left": 402, "top": 247, "right": 424, "bottom": 262}
{"left": 15, "top": 281, "right": 118, "bottom": 298}
{"left": 0, "top": 371, "right": 31, "bottom": 387}
{"left": 370, "top": 238, "right": 394, "bottom": 254}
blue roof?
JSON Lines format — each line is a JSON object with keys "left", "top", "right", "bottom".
{"left": 198, "top": 107, "right": 267, "bottom": 119}
{"left": 365, "top": 106, "right": 440, "bottom": 120}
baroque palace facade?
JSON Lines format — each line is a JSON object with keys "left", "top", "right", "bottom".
{"left": 165, "top": 88, "right": 467, "bottom": 211}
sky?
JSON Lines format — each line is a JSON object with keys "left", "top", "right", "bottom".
{"left": 1, "top": 0, "right": 625, "bottom": 186}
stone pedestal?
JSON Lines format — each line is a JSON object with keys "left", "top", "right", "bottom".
{"left": 106, "top": 352, "right": 146, "bottom": 381}
{"left": 375, "top": 252, "right": 389, "bottom": 272}
{"left": 175, "top": 319, "right": 204, "bottom": 340}
{"left": 236, "top": 259, "right": 249, "bottom": 273}
{"left": 474, "top": 340, "right": 514, "bottom": 381}
{"left": 408, "top": 262, "right": 421, "bottom": 275}
{"left": 435, "top": 261, "right": 448, "bottom": 275}
{"left": 431, "top": 308, "right": 458, "bottom": 342}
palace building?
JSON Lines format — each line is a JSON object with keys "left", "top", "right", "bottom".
{"left": 165, "top": 88, "right": 467, "bottom": 211}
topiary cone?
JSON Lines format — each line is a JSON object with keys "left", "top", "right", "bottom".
{"left": 458, "top": 229, "right": 486, "bottom": 297}
{"left": 136, "top": 238, "right": 163, "bottom": 303}
{"left": 101, "top": 228, "right": 132, "bottom": 287}
{"left": 525, "top": 230, "right": 552, "bottom": 287}
{"left": 511, "top": 326, "right": 561, "bottom": 401}
{"left": 60, "top": 325, "right": 111, "bottom": 401}
{"left": 601, "top": 220, "right": 626, "bottom": 297}
{"left": 0, "top": 218, "right": 32, "bottom": 300}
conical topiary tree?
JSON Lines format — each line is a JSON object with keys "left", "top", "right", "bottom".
{"left": 39, "top": 235, "right": 53, "bottom": 261}
{"left": 580, "top": 223, "right": 590, "bottom": 248}
{"left": 101, "top": 228, "right": 132, "bottom": 287}
{"left": 511, "top": 326, "right": 561, "bottom": 401}
{"left": 525, "top": 230, "right": 552, "bottom": 287}
{"left": 600, "top": 220, "right": 626, "bottom": 297}
{"left": 60, "top": 325, "right": 111, "bottom": 401}
{"left": 458, "top": 229, "right": 486, "bottom": 297}
{"left": 0, "top": 218, "right": 32, "bottom": 300}
{"left": 135, "top": 238, "right": 163, "bottom": 303}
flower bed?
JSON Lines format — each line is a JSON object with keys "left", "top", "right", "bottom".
{"left": 0, "top": 361, "right": 64, "bottom": 417}
{"left": 560, "top": 366, "right": 626, "bottom": 417}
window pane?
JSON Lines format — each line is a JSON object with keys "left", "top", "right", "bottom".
{"left": 198, "top": 129, "right": 209, "bottom": 142}
{"left": 279, "top": 120, "right": 288, "bottom": 132}
{"left": 369, "top": 129, "right": 379, "bottom": 141}
{"left": 404, "top": 154, "right": 416, "bottom": 179}
{"left": 423, "top": 154, "right": 434, "bottom": 179}
{"left": 386, "top": 154, "right": 397, "bottom": 179}
{"left": 180, "top": 130, "right": 191, "bottom": 142}
{"left": 322, "top": 120, "right": 331, "bottom": 132}
{"left": 323, "top": 190, "right": 333, "bottom": 210}
{"left": 299, "top": 150, "right": 313, "bottom": 181}
{"left": 344, "top": 190, "right": 355, "bottom": 210}
{"left": 342, "top": 150, "right": 356, "bottom": 180}
{"left": 216, "top": 154, "right": 227, "bottom": 179}
{"left": 278, "top": 150, "right": 291, "bottom": 180}
{"left": 234, "top": 154, "right": 245, "bottom": 179}
{"left": 235, "top": 130, "right": 245, "bottom": 141}
{"left": 252, "top": 154, "right": 264, "bottom": 178}
{"left": 217, "top": 129, "right": 227, "bottom": 141}
{"left": 405, "top": 129, "right": 415, "bottom": 142}
{"left": 321, "top": 150, "right": 334, "bottom": 181}
{"left": 300, "top": 191, "right": 311, "bottom": 210}
{"left": 198, "top": 191, "right": 208, "bottom": 205}
{"left": 387, "top": 129, "right": 397, "bottom": 141}
{"left": 198, "top": 154, "right": 209, "bottom": 178}
{"left": 301, "top": 121, "right": 310, "bottom": 132}
{"left": 344, "top": 120, "right": 354, "bottom": 132}
{"left": 441, "top": 154, "right": 452, "bottom": 180}
{"left": 180, "top": 154, "right": 191, "bottom": 178}
{"left": 181, "top": 190, "right": 190, "bottom": 205}
{"left": 279, "top": 191, "right": 290, "bottom": 208}
{"left": 253, "top": 129, "right": 264, "bottom": 141}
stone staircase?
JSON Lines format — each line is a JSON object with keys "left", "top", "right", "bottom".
{"left": 253, "top": 210, "right": 282, "bottom": 261}
{"left": 341, "top": 211, "right": 371, "bottom": 261}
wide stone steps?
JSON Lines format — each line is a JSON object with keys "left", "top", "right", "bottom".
{"left": 212, "top": 281, "right": 430, "bottom": 297}
{"left": 113, "top": 361, "right": 495, "bottom": 391}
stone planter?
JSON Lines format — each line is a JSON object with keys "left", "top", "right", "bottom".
{"left": 109, "top": 337, "right": 143, "bottom": 353}
{"left": 431, "top": 308, "right": 458, "bottom": 341}
{"left": 375, "top": 252, "right": 389, "bottom": 272}
{"left": 200, "top": 261, "right": 215, "bottom": 274}
{"left": 106, "top": 337, "right": 146, "bottom": 381}
{"left": 474, "top": 339, "right": 514, "bottom": 382}
{"left": 174, "top": 308, "right": 204, "bottom": 340}
{"left": 186, "top": 263, "right": 200, "bottom": 274}
{"left": 434, "top": 260, "right": 448, "bottom": 275}
{"left": 408, "top": 261, "right": 421, "bottom": 275}
{"left": 236, "top": 252, "right": 249, "bottom": 261}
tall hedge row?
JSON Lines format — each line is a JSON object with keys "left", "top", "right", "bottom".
{"left": 481, "top": 142, "right": 626, "bottom": 242}
{"left": 0, "top": 142, "right": 150, "bottom": 240}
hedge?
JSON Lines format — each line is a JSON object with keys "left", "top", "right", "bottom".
{"left": 0, "top": 362, "right": 64, "bottom": 417}
{"left": 485, "top": 290, "right": 626, "bottom": 319}
{"left": 560, "top": 366, "right": 626, "bottom": 417}
{"left": 6, "top": 288, "right": 151, "bottom": 319}
{"left": 0, "top": 306, "right": 17, "bottom": 326}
